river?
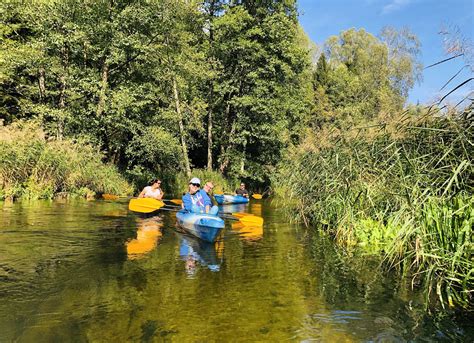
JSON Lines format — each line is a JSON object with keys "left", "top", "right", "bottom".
{"left": 1, "top": 199, "right": 472, "bottom": 341}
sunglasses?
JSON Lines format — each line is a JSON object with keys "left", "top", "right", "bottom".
{"left": 189, "top": 183, "right": 200, "bottom": 187}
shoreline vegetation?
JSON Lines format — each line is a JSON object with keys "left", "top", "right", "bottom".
{"left": 0, "top": 121, "right": 133, "bottom": 200}
{"left": 0, "top": 122, "right": 240, "bottom": 200}
{"left": 1, "top": 0, "right": 472, "bottom": 314}
{"left": 274, "top": 111, "right": 473, "bottom": 310}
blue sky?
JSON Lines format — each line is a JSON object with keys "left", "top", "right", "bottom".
{"left": 297, "top": 0, "right": 473, "bottom": 105}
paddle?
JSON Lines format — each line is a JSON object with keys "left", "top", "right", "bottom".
{"left": 104, "top": 193, "right": 182, "bottom": 205}
{"left": 214, "top": 192, "right": 262, "bottom": 199}
{"left": 162, "top": 203, "right": 259, "bottom": 220}
{"left": 163, "top": 199, "right": 183, "bottom": 205}
{"left": 128, "top": 198, "right": 263, "bottom": 225}
{"left": 157, "top": 206, "right": 264, "bottom": 226}
{"left": 102, "top": 193, "right": 127, "bottom": 200}
{"left": 128, "top": 198, "right": 165, "bottom": 213}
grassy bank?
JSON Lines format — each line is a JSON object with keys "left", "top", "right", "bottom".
{"left": 0, "top": 122, "right": 132, "bottom": 200}
{"left": 275, "top": 112, "right": 473, "bottom": 310}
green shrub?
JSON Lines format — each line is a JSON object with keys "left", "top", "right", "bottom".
{"left": 0, "top": 121, "right": 132, "bottom": 199}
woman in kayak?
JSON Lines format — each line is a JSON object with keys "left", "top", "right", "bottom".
{"left": 138, "top": 179, "right": 164, "bottom": 200}
{"left": 182, "top": 178, "right": 218, "bottom": 215}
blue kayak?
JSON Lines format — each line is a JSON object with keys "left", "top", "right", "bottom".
{"left": 175, "top": 210, "right": 225, "bottom": 242}
{"left": 215, "top": 194, "right": 249, "bottom": 205}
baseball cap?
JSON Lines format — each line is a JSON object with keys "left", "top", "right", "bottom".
{"left": 189, "top": 177, "right": 201, "bottom": 185}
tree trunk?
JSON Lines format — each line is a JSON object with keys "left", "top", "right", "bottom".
{"left": 219, "top": 117, "right": 237, "bottom": 174}
{"left": 173, "top": 77, "right": 191, "bottom": 176}
{"left": 96, "top": 60, "right": 109, "bottom": 117}
{"left": 240, "top": 140, "right": 247, "bottom": 174}
{"left": 57, "top": 46, "right": 69, "bottom": 140}
{"left": 218, "top": 101, "right": 232, "bottom": 173}
{"left": 219, "top": 78, "right": 242, "bottom": 173}
{"left": 207, "top": 88, "right": 213, "bottom": 171}
{"left": 38, "top": 67, "right": 46, "bottom": 101}
{"left": 206, "top": 1, "right": 216, "bottom": 171}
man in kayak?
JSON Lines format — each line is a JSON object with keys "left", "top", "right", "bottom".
{"left": 138, "top": 178, "right": 164, "bottom": 200}
{"left": 203, "top": 181, "right": 218, "bottom": 205}
{"left": 182, "top": 178, "right": 218, "bottom": 215}
{"left": 235, "top": 182, "right": 249, "bottom": 198}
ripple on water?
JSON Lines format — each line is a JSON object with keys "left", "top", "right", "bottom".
{"left": 1, "top": 200, "right": 473, "bottom": 342}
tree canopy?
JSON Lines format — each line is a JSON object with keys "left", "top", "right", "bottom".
{"left": 1, "top": 1, "right": 421, "bottom": 187}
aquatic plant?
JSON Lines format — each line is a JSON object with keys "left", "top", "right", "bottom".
{"left": 0, "top": 121, "right": 132, "bottom": 200}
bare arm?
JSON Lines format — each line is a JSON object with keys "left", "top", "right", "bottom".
{"left": 156, "top": 190, "right": 164, "bottom": 200}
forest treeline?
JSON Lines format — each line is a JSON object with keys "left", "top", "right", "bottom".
{"left": 2, "top": 0, "right": 421, "bottom": 189}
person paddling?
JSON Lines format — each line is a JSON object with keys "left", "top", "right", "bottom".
{"left": 235, "top": 182, "right": 249, "bottom": 198}
{"left": 202, "top": 181, "right": 219, "bottom": 214}
{"left": 138, "top": 178, "right": 163, "bottom": 200}
{"left": 182, "top": 178, "right": 219, "bottom": 215}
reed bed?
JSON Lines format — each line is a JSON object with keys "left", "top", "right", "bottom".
{"left": 0, "top": 122, "right": 132, "bottom": 199}
{"left": 275, "top": 111, "right": 473, "bottom": 309}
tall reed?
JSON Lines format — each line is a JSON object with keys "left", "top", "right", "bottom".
{"left": 275, "top": 111, "right": 473, "bottom": 309}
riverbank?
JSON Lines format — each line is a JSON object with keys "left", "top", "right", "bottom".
{"left": 275, "top": 112, "right": 473, "bottom": 310}
{"left": 0, "top": 122, "right": 132, "bottom": 200}
{"left": 0, "top": 122, "right": 249, "bottom": 201}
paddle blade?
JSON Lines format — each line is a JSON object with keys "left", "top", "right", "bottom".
{"left": 231, "top": 212, "right": 253, "bottom": 218}
{"left": 102, "top": 193, "right": 119, "bottom": 200}
{"left": 170, "top": 199, "right": 182, "bottom": 205}
{"left": 238, "top": 214, "right": 264, "bottom": 226}
{"left": 252, "top": 194, "right": 263, "bottom": 200}
{"left": 128, "top": 198, "right": 165, "bottom": 213}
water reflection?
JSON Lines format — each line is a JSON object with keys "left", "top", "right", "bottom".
{"left": 232, "top": 222, "right": 263, "bottom": 242}
{"left": 219, "top": 203, "right": 248, "bottom": 214}
{"left": 177, "top": 232, "right": 222, "bottom": 275}
{"left": 0, "top": 200, "right": 472, "bottom": 342}
{"left": 249, "top": 203, "right": 262, "bottom": 216}
{"left": 126, "top": 217, "right": 163, "bottom": 259}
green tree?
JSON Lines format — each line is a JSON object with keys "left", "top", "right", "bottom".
{"left": 211, "top": 2, "right": 311, "bottom": 181}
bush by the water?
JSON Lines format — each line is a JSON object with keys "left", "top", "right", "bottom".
{"left": 0, "top": 122, "right": 132, "bottom": 200}
{"left": 275, "top": 110, "right": 473, "bottom": 309}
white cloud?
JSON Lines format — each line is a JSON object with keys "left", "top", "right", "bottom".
{"left": 382, "top": 0, "right": 411, "bottom": 14}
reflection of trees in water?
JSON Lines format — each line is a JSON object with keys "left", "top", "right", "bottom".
{"left": 308, "top": 230, "right": 398, "bottom": 306}
{"left": 305, "top": 230, "right": 465, "bottom": 341}
{"left": 126, "top": 217, "right": 163, "bottom": 259}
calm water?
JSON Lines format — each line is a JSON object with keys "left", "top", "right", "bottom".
{"left": 1, "top": 199, "right": 472, "bottom": 342}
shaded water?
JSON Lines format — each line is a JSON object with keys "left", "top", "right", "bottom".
{"left": 1, "top": 199, "right": 472, "bottom": 342}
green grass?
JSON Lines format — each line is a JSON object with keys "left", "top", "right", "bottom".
{"left": 0, "top": 121, "right": 133, "bottom": 200}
